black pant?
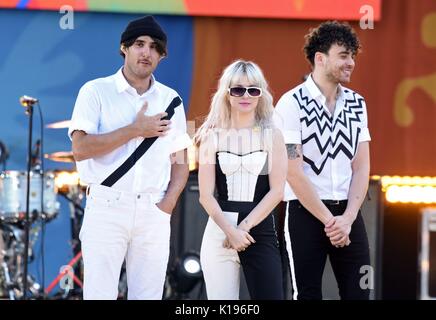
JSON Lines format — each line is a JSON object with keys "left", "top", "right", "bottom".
{"left": 285, "top": 200, "right": 370, "bottom": 300}
{"left": 220, "top": 200, "right": 284, "bottom": 300}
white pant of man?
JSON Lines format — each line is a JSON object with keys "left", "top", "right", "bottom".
{"left": 80, "top": 184, "right": 171, "bottom": 300}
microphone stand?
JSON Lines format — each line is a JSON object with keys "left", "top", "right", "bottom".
{"left": 23, "top": 100, "right": 36, "bottom": 300}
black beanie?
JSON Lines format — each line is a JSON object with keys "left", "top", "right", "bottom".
{"left": 120, "top": 15, "right": 167, "bottom": 46}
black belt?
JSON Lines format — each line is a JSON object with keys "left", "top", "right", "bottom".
{"left": 322, "top": 200, "right": 347, "bottom": 206}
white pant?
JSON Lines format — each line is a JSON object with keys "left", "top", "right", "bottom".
{"left": 80, "top": 184, "right": 171, "bottom": 300}
{"left": 200, "top": 211, "right": 241, "bottom": 300}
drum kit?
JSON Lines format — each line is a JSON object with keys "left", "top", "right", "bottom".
{"left": 0, "top": 119, "right": 86, "bottom": 299}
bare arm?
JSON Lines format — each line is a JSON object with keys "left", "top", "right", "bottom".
{"left": 156, "top": 149, "right": 189, "bottom": 214}
{"left": 345, "top": 142, "right": 370, "bottom": 221}
{"left": 72, "top": 102, "right": 171, "bottom": 161}
{"left": 286, "top": 144, "right": 334, "bottom": 225}
{"left": 238, "top": 130, "right": 287, "bottom": 231}
{"left": 72, "top": 126, "right": 136, "bottom": 162}
{"left": 325, "top": 142, "right": 370, "bottom": 245}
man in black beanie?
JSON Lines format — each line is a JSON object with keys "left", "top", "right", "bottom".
{"left": 69, "top": 15, "right": 191, "bottom": 300}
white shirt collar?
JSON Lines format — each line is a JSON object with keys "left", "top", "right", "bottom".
{"left": 305, "top": 74, "right": 345, "bottom": 105}
{"left": 114, "top": 67, "right": 158, "bottom": 96}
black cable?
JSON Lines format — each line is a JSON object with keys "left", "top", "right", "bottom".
{"left": 0, "top": 141, "right": 8, "bottom": 171}
{"left": 36, "top": 102, "right": 46, "bottom": 298}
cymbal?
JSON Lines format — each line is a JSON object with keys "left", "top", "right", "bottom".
{"left": 44, "top": 151, "right": 75, "bottom": 163}
{"left": 46, "top": 120, "right": 71, "bottom": 129}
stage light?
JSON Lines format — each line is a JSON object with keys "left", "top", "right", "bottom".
{"left": 376, "top": 175, "right": 436, "bottom": 204}
{"left": 183, "top": 256, "right": 201, "bottom": 274}
{"left": 54, "top": 171, "right": 86, "bottom": 193}
{"left": 187, "top": 144, "right": 198, "bottom": 171}
{"left": 166, "top": 251, "right": 203, "bottom": 299}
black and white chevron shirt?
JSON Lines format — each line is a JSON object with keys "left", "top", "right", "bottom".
{"left": 274, "top": 74, "right": 370, "bottom": 201}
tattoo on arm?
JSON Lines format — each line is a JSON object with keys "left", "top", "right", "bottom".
{"left": 286, "top": 144, "right": 300, "bottom": 160}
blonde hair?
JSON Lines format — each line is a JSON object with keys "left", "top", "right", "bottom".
{"left": 194, "top": 59, "right": 274, "bottom": 144}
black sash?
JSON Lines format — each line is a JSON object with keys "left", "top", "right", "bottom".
{"left": 101, "top": 96, "right": 182, "bottom": 187}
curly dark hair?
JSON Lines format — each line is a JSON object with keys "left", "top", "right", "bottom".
{"left": 303, "top": 21, "right": 361, "bottom": 66}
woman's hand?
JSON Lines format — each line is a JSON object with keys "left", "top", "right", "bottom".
{"left": 223, "top": 227, "right": 255, "bottom": 252}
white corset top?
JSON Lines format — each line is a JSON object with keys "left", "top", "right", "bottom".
{"left": 217, "top": 150, "right": 268, "bottom": 202}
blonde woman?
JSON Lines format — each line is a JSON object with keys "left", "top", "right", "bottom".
{"left": 195, "top": 60, "right": 287, "bottom": 299}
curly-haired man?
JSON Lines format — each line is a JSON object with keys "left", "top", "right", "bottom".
{"left": 274, "top": 21, "right": 371, "bottom": 300}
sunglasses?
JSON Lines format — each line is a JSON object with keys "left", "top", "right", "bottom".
{"left": 228, "top": 86, "right": 263, "bottom": 97}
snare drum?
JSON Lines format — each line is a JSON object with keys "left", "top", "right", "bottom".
{"left": 0, "top": 170, "right": 60, "bottom": 223}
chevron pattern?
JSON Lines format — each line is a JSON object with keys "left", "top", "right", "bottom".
{"left": 293, "top": 88, "right": 365, "bottom": 175}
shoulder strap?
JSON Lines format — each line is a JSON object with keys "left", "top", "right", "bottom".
{"left": 101, "top": 96, "right": 182, "bottom": 187}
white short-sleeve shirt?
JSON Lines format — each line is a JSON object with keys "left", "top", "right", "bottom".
{"left": 274, "top": 74, "right": 371, "bottom": 201}
{"left": 68, "top": 68, "right": 192, "bottom": 194}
